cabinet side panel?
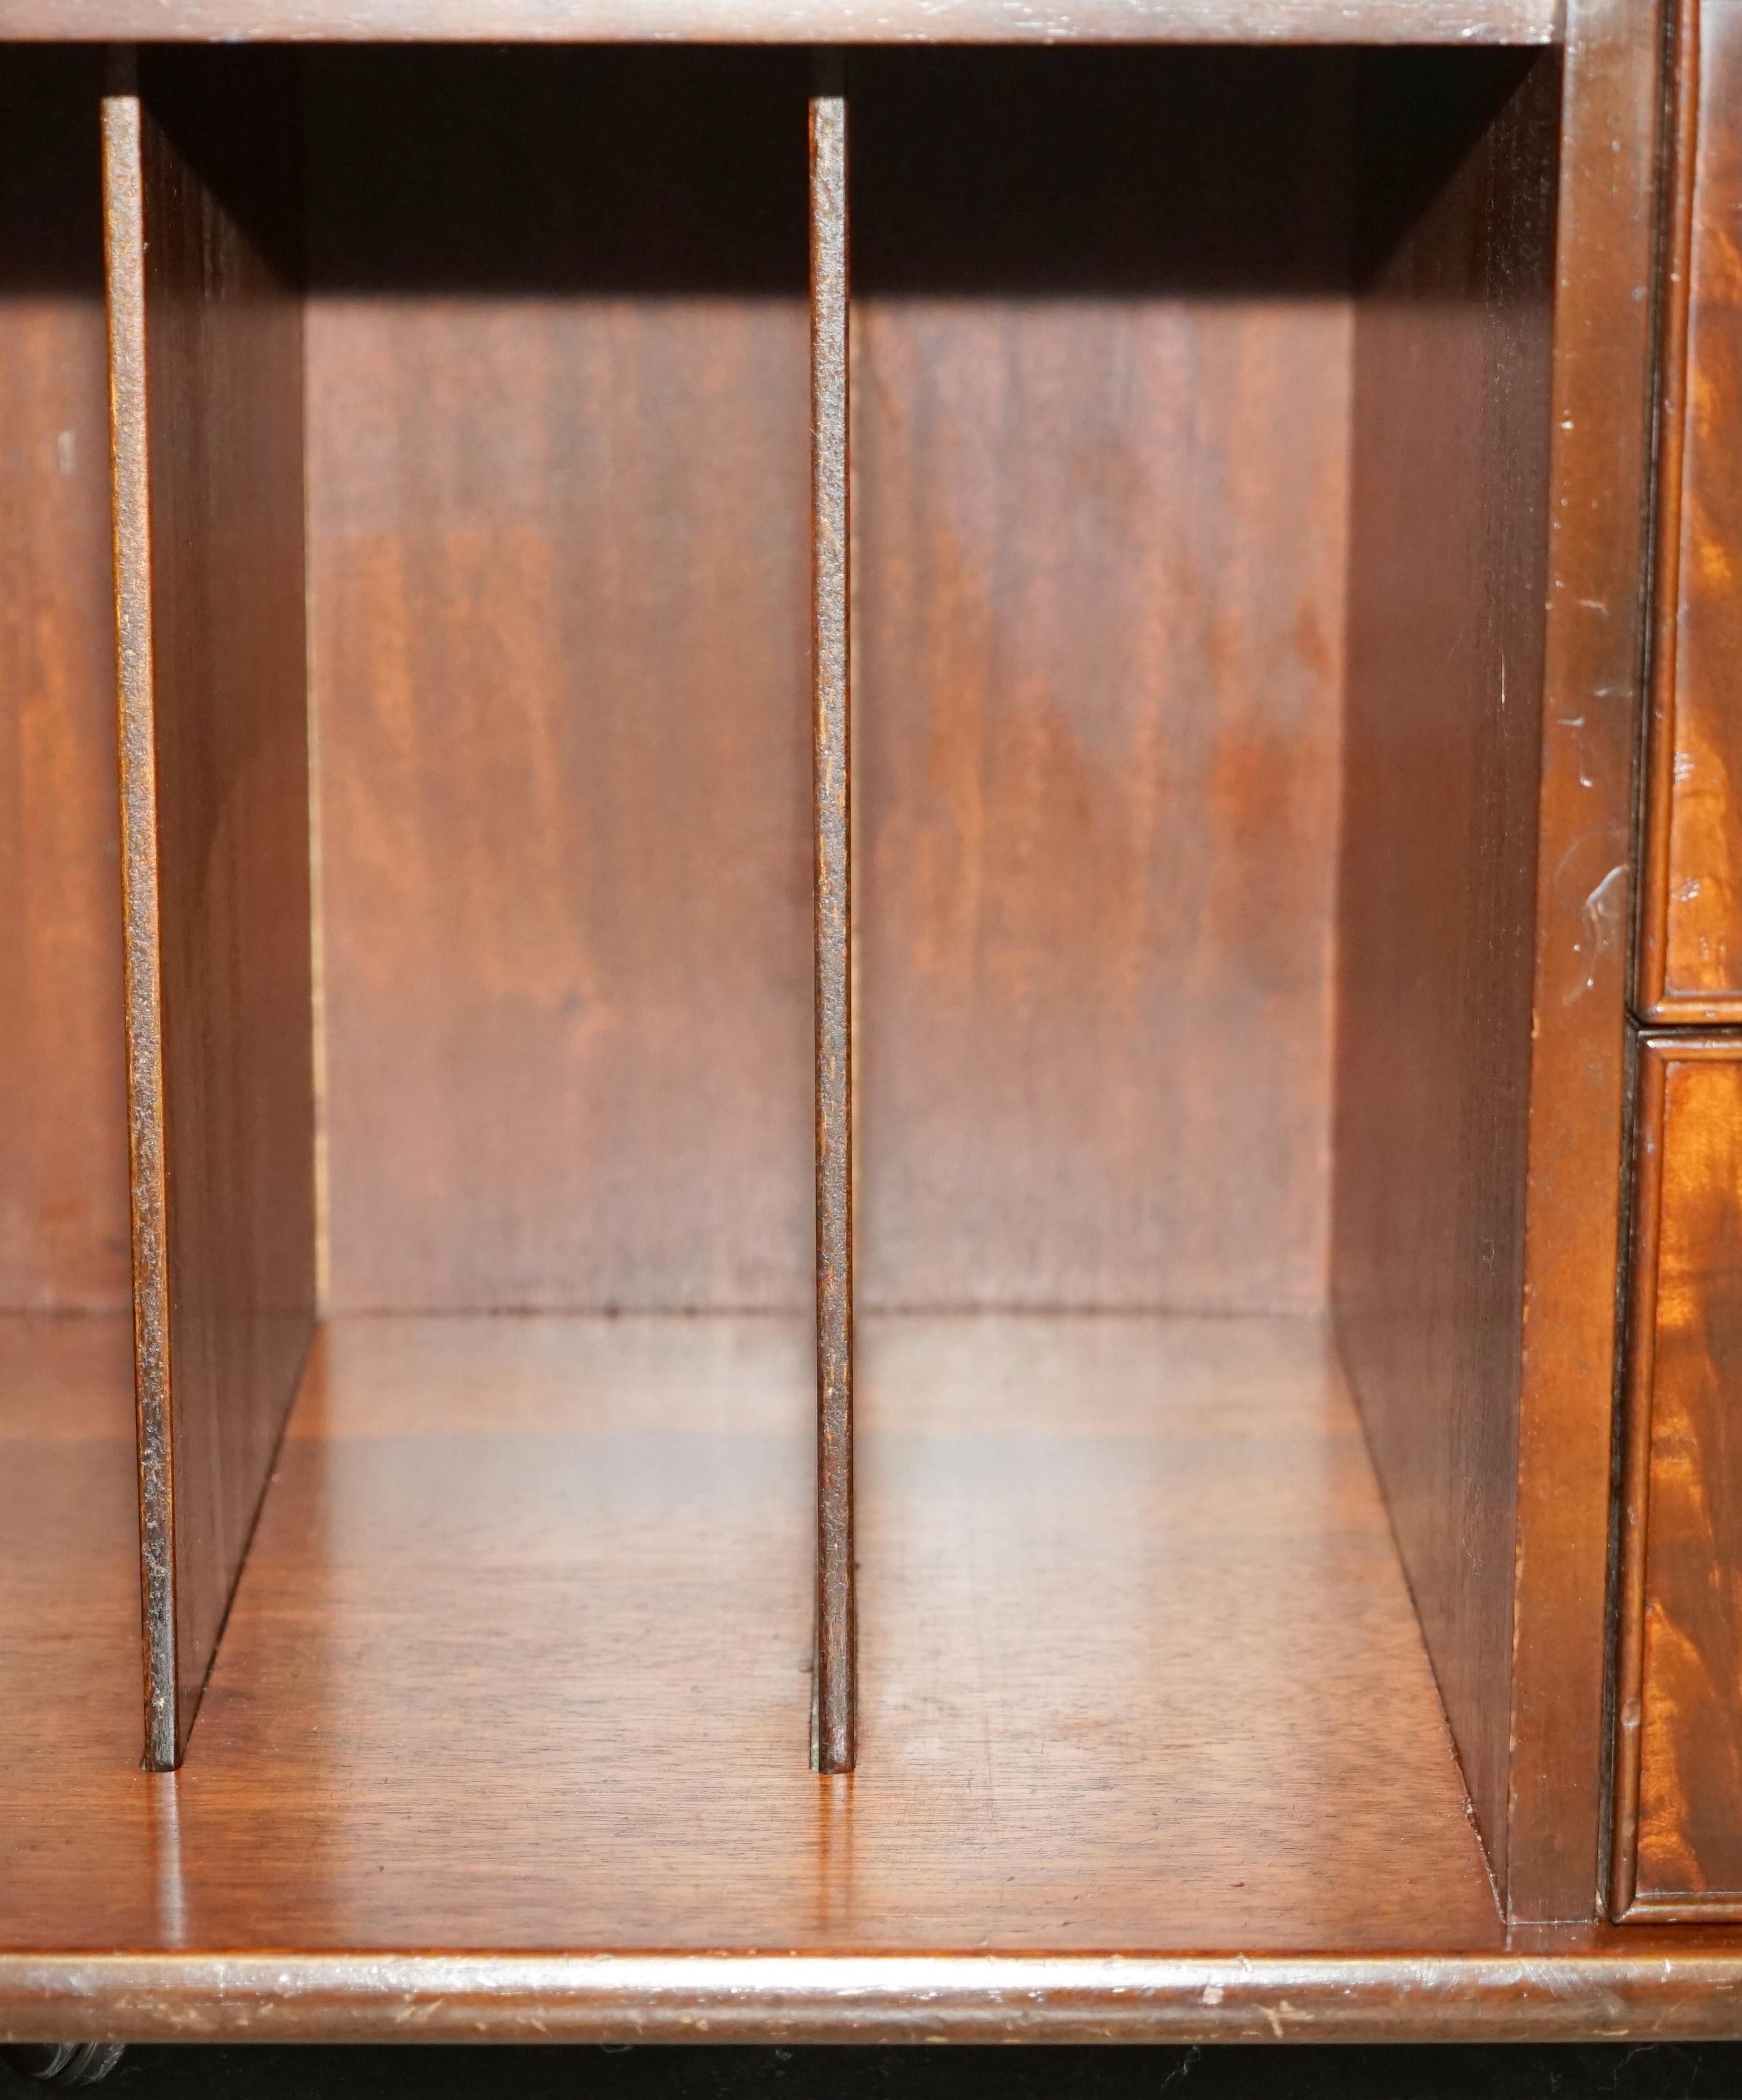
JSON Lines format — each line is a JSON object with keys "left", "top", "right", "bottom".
{"left": 0, "top": 50, "right": 129, "bottom": 1312}
{"left": 110, "top": 52, "right": 315, "bottom": 1762}
{"left": 1334, "top": 49, "right": 1560, "bottom": 1894}
{"left": 1506, "top": 0, "right": 1663, "bottom": 1921}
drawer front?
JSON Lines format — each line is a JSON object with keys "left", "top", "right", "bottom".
{"left": 1614, "top": 1034, "right": 1742, "bottom": 1915}
{"left": 1639, "top": 0, "right": 1742, "bottom": 1020}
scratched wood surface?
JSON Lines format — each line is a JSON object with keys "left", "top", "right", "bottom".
{"left": 0, "top": 1308, "right": 1499, "bottom": 1954}
{"left": 1615, "top": 1036, "right": 1742, "bottom": 1917}
{"left": 105, "top": 52, "right": 316, "bottom": 1763}
{"left": 0, "top": 50, "right": 128, "bottom": 1313}
{"left": 1638, "top": 0, "right": 1742, "bottom": 1021}
{"left": 0, "top": 0, "right": 1563, "bottom": 43}
{"left": 1331, "top": 46, "right": 1558, "bottom": 1902}
{"left": 853, "top": 49, "right": 1350, "bottom": 1313}
{"left": 1501, "top": 0, "right": 1665, "bottom": 1924}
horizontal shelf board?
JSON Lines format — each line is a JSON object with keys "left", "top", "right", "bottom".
{"left": 0, "top": 0, "right": 1560, "bottom": 39}
{"left": 1, "top": 1308, "right": 1499, "bottom": 1961}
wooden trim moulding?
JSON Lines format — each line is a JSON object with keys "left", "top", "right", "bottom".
{"left": 0, "top": 0, "right": 1562, "bottom": 42}
{"left": 8, "top": 1951, "right": 1742, "bottom": 2044}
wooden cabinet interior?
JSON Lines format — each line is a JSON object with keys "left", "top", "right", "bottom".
{"left": 0, "top": 5, "right": 1717, "bottom": 2040}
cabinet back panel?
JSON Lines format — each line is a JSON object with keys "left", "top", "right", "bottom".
{"left": 305, "top": 52, "right": 815, "bottom": 1313}
{"left": 310, "top": 50, "right": 1353, "bottom": 1316}
{"left": 0, "top": 51, "right": 129, "bottom": 1313}
{"left": 854, "top": 52, "right": 1352, "bottom": 1311}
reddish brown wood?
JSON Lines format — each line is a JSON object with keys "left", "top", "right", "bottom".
{"left": 1612, "top": 1034, "right": 1742, "bottom": 1918}
{"left": 1333, "top": 46, "right": 1560, "bottom": 1902}
{"left": 809, "top": 58, "right": 854, "bottom": 1776}
{"left": 1503, "top": 0, "right": 1666, "bottom": 1925}
{"left": 305, "top": 50, "right": 813, "bottom": 1316}
{"left": 0, "top": 1309, "right": 1497, "bottom": 1957}
{"left": 1636, "top": 0, "right": 1742, "bottom": 1023}
{"left": 103, "top": 51, "right": 316, "bottom": 1767}
{"left": 853, "top": 49, "right": 1351, "bottom": 1314}
{"left": 0, "top": 52, "right": 129, "bottom": 1314}
{"left": 0, "top": 0, "right": 1561, "bottom": 43}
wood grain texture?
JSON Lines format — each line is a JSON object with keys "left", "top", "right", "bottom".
{"left": 1613, "top": 1034, "right": 1742, "bottom": 1917}
{"left": 104, "top": 52, "right": 316, "bottom": 1766}
{"left": 1637, "top": 0, "right": 1742, "bottom": 1021}
{"left": 0, "top": 1309, "right": 1496, "bottom": 1957}
{"left": 0, "top": 51, "right": 129, "bottom": 1314}
{"left": 0, "top": 0, "right": 1562, "bottom": 46}
{"left": 854, "top": 49, "right": 1351, "bottom": 1313}
{"left": 1333, "top": 47, "right": 1559, "bottom": 1903}
{"left": 1504, "top": 0, "right": 1664, "bottom": 1923}
{"left": 304, "top": 50, "right": 813, "bottom": 1314}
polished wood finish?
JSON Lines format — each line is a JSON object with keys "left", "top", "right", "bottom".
{"left": 25, "top": 1946, "right": 1742, "bottom": 2045}
{"left": 1334, "top": 47, "right": 1559, "bottom": 1903}
{"left": 0, "top": 7, "right": 1720, "bottom": 2037}
{"left": 0, "top": 0, "right": 1560, "bottom": 43}
{"left": 305, "top": 50, "right": 811, "bottom": 1315}
{"left": 0, "top": 1309, "right": 1498, "bottom": 1955}
{"left": 1612, "top": 1034, "right": 1742, "bottom": 1917}
{"left": 854, "top": 48, "right": 1350, "bottom": 1313}
{"left": 809, "top": 60, "right": 854, "bottom": 1776}
{"left": 1504, "top": 0, "right": 1667, "bottom": 1923}
{"left": 0, "top": 52, "right": 128, "bottom": 1314}
{"left": 103, "top": 54, "right": 316, "bottom": 1767}
{"left": 1637, "top": 0, "right": 1742, "bottom": 1023}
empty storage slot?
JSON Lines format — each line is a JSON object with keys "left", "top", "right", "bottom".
{"left": 4, "top": 41, "right": 1560, "bottom": 1955}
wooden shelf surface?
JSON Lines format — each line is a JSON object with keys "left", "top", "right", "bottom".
{"left": 0, "top": 0, "right": 1560, "bottom": 42}
{"left": 5, "top": 1308, "right": 1495, "bottom": 1950}
{"left": 13, "top": 1306, "right": 1742, "bottom": 2036}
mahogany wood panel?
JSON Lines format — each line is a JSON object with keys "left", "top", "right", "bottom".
{"left": 1504, "top": 0, "right": 1665, "bottom": 1923}
{"left": 103, "top": 52, "right": 316, "bottom": 1767}
{"left": 0, "top": 52, "right": 129, "bottom": 1313}
{"left": 854, "top": 49, "right": 1350, "bottom": 1312}
{"left": 1333, "top": 47, "right": 1559, "bottom": 1902}
{"left": 1613, "top": 1034, "right": 1742, "bottom": 1918}
{"left": 0, "top": 1310, "right": 1496, "bottom": 1957}
{"left": 303, "top": 50, "right": 813, "bottom": 1313}
{"left": 1637, "top": 0, "right": 1742, "bottom": 1021}
{"left": 0, "top": 0, "right": 1562, "bottom": 44}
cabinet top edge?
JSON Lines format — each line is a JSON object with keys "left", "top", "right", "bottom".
{"left": 0, "top": 0, "right": 1562, "bottom": 42}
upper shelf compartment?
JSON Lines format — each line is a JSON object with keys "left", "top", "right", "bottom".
{"left": 0, "top": 0, "right": 1562, "bottom": 44}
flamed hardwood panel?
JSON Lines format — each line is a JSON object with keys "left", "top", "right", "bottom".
{"left": 1615, "top": 1035, "right": 1742, "bottom": 1917}
{"left": 1638, "top": 0, "right": 1742, "bottom": 1020}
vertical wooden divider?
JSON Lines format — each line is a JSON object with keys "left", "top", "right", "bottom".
{"left": 102, "top": 47, "right": 315, "bottom": 1771}
{"left": 810, "top": 54, "right": 855, "bottom": 1777}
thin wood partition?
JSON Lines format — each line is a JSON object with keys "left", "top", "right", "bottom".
{"left": 810, "top": 55, "right": 854, "bottom": 1777}
{"left": 102, "top": 48, "right": 315, "bottom": 1769}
